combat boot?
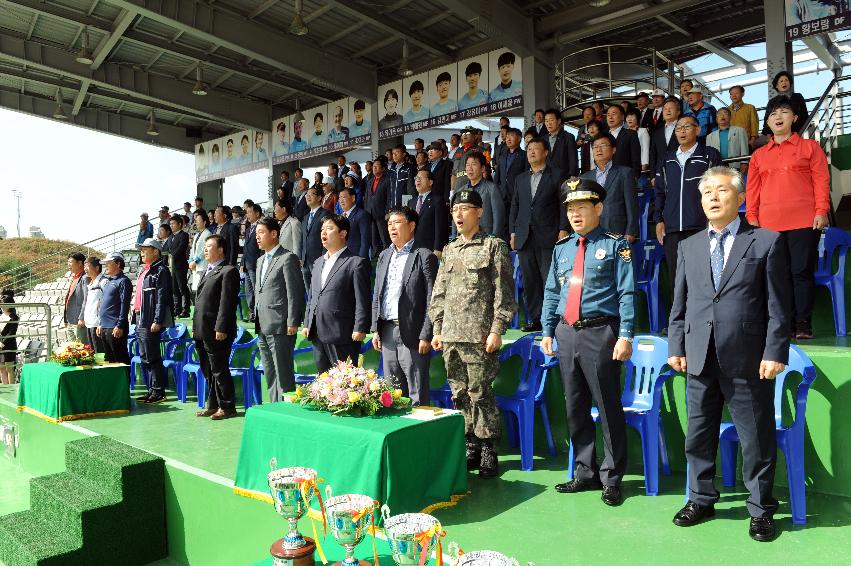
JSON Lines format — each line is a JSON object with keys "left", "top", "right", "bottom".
{"left": 465, "top": 434, "right": 481, "bottom": 471}
{"left": 478, "top": 439, "right": 499, "bottom": 479}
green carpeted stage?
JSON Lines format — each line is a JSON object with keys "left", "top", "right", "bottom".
{"left": 1, "top": 331, "right": 850, "bottom": 565}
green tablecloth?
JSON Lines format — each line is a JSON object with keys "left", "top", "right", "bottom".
{"left": 234, "top": 402, "right": 467, "bottom": 514}
{"left": 16, "top": 362, "right": 131, "bottom": 423}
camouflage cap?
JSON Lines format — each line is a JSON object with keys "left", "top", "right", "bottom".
{"left": 451, "top": 189, "right": 483, "bottom": 208}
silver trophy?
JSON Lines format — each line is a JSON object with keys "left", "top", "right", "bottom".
{"left": 324, "top": 485, "right": 376, "bottom": 566}
{"left": 267, "top": 458, "right": 318, "bottom": 554}
{"left": 447, "top": 543, "right": 527, "bottom": 566}
{"left": 381, "top": 504, "right": 443, "bottom": 565}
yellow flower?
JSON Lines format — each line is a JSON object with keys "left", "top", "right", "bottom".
{"left": 348, "top": 391, "right": 361, "bottom": 403}
{"left": 392, "top": 389, "right": 402, "bottom": 400}
{"left": 368, "top": 381, "right": 381, "bottom": 392}
{"left": 349, "top": 377, "right": 362, "bottom": 387}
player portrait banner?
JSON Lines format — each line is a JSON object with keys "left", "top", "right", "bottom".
{"left": 785, "top": 0, "right": 851, "bottom": 40}
{"left": 196, "top": 129, "right": 269, "bottom": 183}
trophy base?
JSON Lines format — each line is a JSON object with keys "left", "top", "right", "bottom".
{"left": 330, "top": 561, "right": 371, "bottom": 566}
{"left": 270, "top": 537, "right": 316, "bottom": 566}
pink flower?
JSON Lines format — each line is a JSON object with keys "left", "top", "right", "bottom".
{"left": 380, "top": 391, "right": 393, "bottom": 408}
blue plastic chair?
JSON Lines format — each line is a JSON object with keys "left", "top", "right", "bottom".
{"left": 162, "top": 323, "right": 190, "bottom": 389}
{"left": 178, "top": 342, "right": 205, "bottom": 404}
{"left": 497, "top": 334, "right": 556, "bottom": 471}
{"left": 428, "top": 351, "right": 453, "bottom": 408}
{"left": 567, "top": 335, "right": 674, "bottom": 495}
{"left": 534, "top": 351, "right": 558, "bottom": 458}
{"left": 294, "top": 345, "right": 317, "bottom": 384}
{"left": 718, "top": 344, "right": 817, "bottom": 525}
{"left": 237, "top": 273, "right": 249, "bottom": 322}
{"left": 632, "top": 240, "right": 667, "bottom": 334}
{"left": 510, "top": 252, "right": 529, "bottom": 329}
{"left": 230, "top": 333, "right": 260, "bottom": 409}
{"left": 195, "top": 327, "right": 246, "bottom": 407}
{"left": 814, "top": 227, "right": 851, "bottom": 336}
{"left": 636, "top": 188, "right": 653, "bottom": 243}
{"left": 128, "top": 338, "right": 149, "bottom": 391}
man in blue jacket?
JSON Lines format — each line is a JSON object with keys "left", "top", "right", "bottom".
{"left": 97, "top": 252, "right": 133, "bottom": 365}
{"left": 134, "top": 238, "right": 174, "bottom": 404}
{"left": 654, "top": 115, "right": 722, "bottom": 289}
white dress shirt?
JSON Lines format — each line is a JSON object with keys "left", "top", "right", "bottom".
{"left": 676, "top": 142, "right": 698, "bottom": 169}
{"left": 259, "top": 244, "right": 281, "bottom": 285}
{"left": 320, "top": 247, "right": 346, "bottom": 288}
{"left": 708, "top": 214, "right": 740, "bottom": 265}
{"left": 380, "top": 240, "right": 413, "bottom": 321}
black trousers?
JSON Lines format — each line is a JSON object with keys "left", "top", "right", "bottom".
{"left": 662, "top": 229, "right": 701, "bottom": 298}
{"left": 371, "top": 216, "right": 389, "bottom": 254}
{"left": 782, "top": 228, "right": 820, "bottom": 323}
{"left": 313, "top": 340, "right": 362, "bottom": 374}
{"left": 172, "top": 269, "right": 190, "bottom": 315}
{"left": 685, "top": 335, "right": 778, "bottom": 518}
{"left": 101, "top": 329, "right": 130, "bottom": 365}
{"left": 517, "top": 232, "right": 553, "bottom": 323}
{"left": 137, "top": 327, "right": 166, "bottom": 393}
{"left": 556, "top": 320, "right": 627, "bottom": 486}
{"left": 86, "top": 327, "right": 105, "bottom": 354}
{"left": 195, "top": 337, "right": 235, "bottom": 412}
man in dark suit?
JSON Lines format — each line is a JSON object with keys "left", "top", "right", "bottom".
{"left": 543, "top": 108, "right": 578, "bottom": 182}
{"left": 364, "top": 157, "right": 393, "bottom": 252}
{"left": 166, "top": 216, "right": 191, "bottom": 318}
{"left": 509, "top": 138, "right": 563, "bottom": 332}
{"left": 427, "top": 143, "right": 452, "bottom": 205}
{"left": 339, "top": 186, "right": 371, "bottom": 259}
{"left": 650, "top": 97, "right": 681, "bottom": 174}
{"left": 302, "top": 215, "right": 371, "bottom": 373}
{"left": 193, "top": 234, "right": 240, "bottom": 420}
{"left": 409, "top": 169, "right": 448, "bottom": 255}
{"left": 212, "top": 206, "right": 239, "bottom": 266}
{"left": 64, "top": 252, "right": 89, "bottom": 345}
{"left": 605, "top": 105, "right": 642, "bottom": 178}
{"left": 301, "top": 185, "right": 329, "bottom": 291}
{"left": 646, "top": 89, "right": 666, "bottom": 131}
{"left": 279, "top": 170, "right": 294, "bottom": 204}
{"left": 668, "top": 166, "right": 790, "bottom": 542}
{"left": 240, "top": 204, "right": 262, "bottom": 321}
{"left": 493, "top": 128, "right": 528, "bottom": 212}
{"left": 388, "top": 145, "right": 413, "bottom": 210}
{"left": 371, "top": 206, "right": 438, "bottom": 405}
{"left": 580, "top": 133, "right": 639, "bottom": 241}
{"left": 293, "top": 178, "right": 310, "bottom": 221}
{"left": 255, "top": 217, "right": 305, "bottom": 402}
{"left": 636, "top": 92, "right": 653, "bottom": 130}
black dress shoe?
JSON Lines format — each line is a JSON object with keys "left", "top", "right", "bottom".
{"left": 554, "top": 478, "right": 603, "bottom": 493}
{"left": 146, "top": 393, "right": 167, "bottom": 404}
{"left": 601, "top": 485, "right": 623, "bottom": 506}
{"left": 749, "top": 517, "right": 777, "bottom": 542}
{"left": 478, "top": 439, "right": 499, "bottom": 479}
{"left": 136, "top": 392, "right": 152, "bottom": 403}
{"left": 520, "top": 321, "right": 542, "bottom": 332}
{"left": 465, "top": 434, "right": 481, "bottom": 471}
{"left": 672, "top": 501, "right": 716, "bottom": 527}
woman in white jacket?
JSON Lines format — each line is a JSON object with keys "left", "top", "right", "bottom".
{"left": 188, "top": 209, "right": 212, "bottom": 292}
{"left": 82, "top": 257, "right": 106, "bottom": 353}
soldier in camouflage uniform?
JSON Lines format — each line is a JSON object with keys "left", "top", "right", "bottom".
{"left": 429, "top": 189, "right": 516, "bottom": 478}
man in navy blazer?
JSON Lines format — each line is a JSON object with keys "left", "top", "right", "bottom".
{"left": 300, "top": 186, "right": 329, "bottom": 291}
{"left": 606, "top": 105, "right": 642, "bottom": 178}
{"left": 339, "top": 186, "right": 371, "bottom": 259}
{"left": 580, "top": 133, "right": 639, "bottom": 241}
{"left": 371, "top": 207, "right": 438, "bottom": 405}
{"left": 509, "top": 138, "right": 563, "bottom": 332}
{"left": 649, "top": 97, "right": 681, "bottom": 175}
{"left": 543, "top": 108, "right": 578, "bottom": 182}
{"left": 240, "top": 204, "right": 262, "bottom": 321}
{"left": 493, "top": 128, "right": 528, "bottom": 211}
{"left": 303, "top": 214, "right": 371, "bottom": 373}
{"left": 409, "top": 169, "right": 448, "bottom": 255}
{"left": 668, "top": 166, "right": 790, "bottom": 542}
{"left": 364, "top": 157, "right": 394, "bottom": 252}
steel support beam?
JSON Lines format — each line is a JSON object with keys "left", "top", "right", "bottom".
{"left": 803, "top": 34, "right": 844, "bottom": 71}
{"left": 247, "top": 0, "right": 278, "bottom": 19}
{"left": 101, "top": 0, "right": 375, "bottom": 100}
{"left": 644, "top": 10, "right": 765, "bottom": 55}
{"left": 696, "top": 40, "right": 753, "bottom": 70}
{"left": 0, "top": 34, "right": 270, "bottom": 129}
{"left": 430, "top": 0, "right": 536, "bottom": 58}
{"left": 72, "top": 78, "right": 90, "bottom": 115}
{"left": 89, "top": 8, "right": 136, "bottom": 69}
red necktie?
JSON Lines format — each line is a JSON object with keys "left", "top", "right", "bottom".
{"left": 563, "top": 236, "right": 586, "bottom": 325}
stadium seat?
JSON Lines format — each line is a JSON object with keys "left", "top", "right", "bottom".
{"left": 814, "top": 227, "right": 851, "bottom": 336}
{"left": 632, "top": 240, "right": 667, "bottom": 334}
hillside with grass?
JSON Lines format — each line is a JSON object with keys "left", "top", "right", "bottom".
{"left": 0, "top": 238, "right": 99, "bottom": 292}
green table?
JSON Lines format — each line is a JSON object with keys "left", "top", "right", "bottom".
{"left": 234, "top": 402, "right": 467, "bottom": 514}
{"left": 16, "top": 362, "right": 131, "bottom": 423}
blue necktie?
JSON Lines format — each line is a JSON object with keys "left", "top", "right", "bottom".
{"left": 308, "top": 211, "right": 315, "bottom": 231}
{"left": 710, "top": 229, "right": 729, "bottom": 290}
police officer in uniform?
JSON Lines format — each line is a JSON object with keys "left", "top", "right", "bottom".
{"left": 541, "top": 178, "right": 635, "bottom": 506}
{"left": 430, "top": 189, "right": 516, "bottom": 478}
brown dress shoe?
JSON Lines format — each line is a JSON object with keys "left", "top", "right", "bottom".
{"left": 196, "top": 408, "right": 217, "bottom": 417}
{"left": 210, "top": 409, "right": 238, "bottom": 420}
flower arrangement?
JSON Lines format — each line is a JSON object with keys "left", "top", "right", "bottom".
{"left": 293, "top": 359, "right": 410, "bottom": 416}
{"left": 51, "top": 342, "right": 96, "bottom": 367}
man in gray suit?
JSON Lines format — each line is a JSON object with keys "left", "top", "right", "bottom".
{"left": 580, "top": 133, "right": 639, "bottom": 242}
{"left": 668, "top": 166, "right": 790, "bottom": 542}
{"left": 254, "top": 217, "right": 306, "bottom": 402}
{"left": 455, "top": 151, "right": 505, "bottom": 240}
{"left": 371, "top": 207, "right": 438, "bottom": 406}
{"left": 302, "top": 215, "right": 371, "bottom": 373}
{"left": 64, "top": 252, "right": 89, "bottom": 345}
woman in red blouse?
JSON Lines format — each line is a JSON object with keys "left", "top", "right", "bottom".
{"left": 747, "top": 95, "right": 830, "bottom": 339}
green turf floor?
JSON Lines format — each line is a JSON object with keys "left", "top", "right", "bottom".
{"left": 0, "top": 457, "right": 31, "bottom": 517}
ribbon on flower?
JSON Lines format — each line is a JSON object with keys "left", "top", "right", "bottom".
{"left": 300, "top": 477, "right": 328, "bottom": 564}
{"left": 414, "top": 522, "right": 446, "bottom": 566}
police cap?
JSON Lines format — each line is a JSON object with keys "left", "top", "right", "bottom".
{"left": 562, "top": 177, "right": 607, "bottom": 204}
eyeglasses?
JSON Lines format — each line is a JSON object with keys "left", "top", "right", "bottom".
{"left": 451, "top": 205, "right": 479, "bottom": 214}
{"left": 592, "top": 143, "right": 612, "bottom": 150}
{"left": 675, "top": 124, "right": 697, "bottom": 131}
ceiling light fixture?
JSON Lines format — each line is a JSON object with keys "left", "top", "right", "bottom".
{"left": 146, "top": 110, "right": 159, "bottom": 136}
{"left": 589, "top": 0, "right": 612, "bottom": 6}
{"left": 293, "top": 98, "right": 305, "bottom": 123}
{"left": 53, "top": 89, "right": 67, "bottom": 120}
{"left": 76, "top": 27, "right": 94, "bottom": 65}
{"left": 398, "top": 40, "right": 413, "bottom": 77}
{"left": 289, "top": 0, "right": 309, "bottom": 36}
{"left": 192, "top": 66, "right": 208, "bottom": 96}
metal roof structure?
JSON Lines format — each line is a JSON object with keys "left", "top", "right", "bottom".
{"left": 0, "top": 0, "right": 792, "bottom": 154}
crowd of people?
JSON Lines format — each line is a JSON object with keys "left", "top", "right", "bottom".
{"left": 43, "top": 72, "right": 829, "bottom": 544}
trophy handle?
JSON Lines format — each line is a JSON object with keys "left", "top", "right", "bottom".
{"left": 325, "top": 485, "right": 333, "bottom": 501}
{"left": 380, "top": 504, "right": 391, "bottom": 523}
{"left": 448, "top": 541, "right": 460, "bottom": 560}
{"left": 269, "top": 457, "right": 278, "bottom": 471}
